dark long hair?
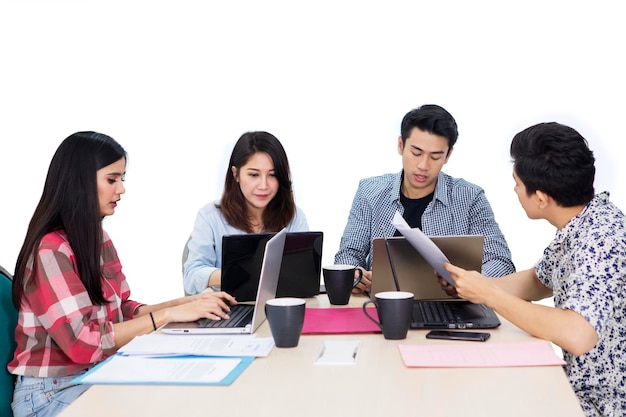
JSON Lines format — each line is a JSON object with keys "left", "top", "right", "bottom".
{"left": 13, "top": 131, "right": 127, "bottom": 308}
{"left": 217, "top": 131, "right": 296, "bottom": 232}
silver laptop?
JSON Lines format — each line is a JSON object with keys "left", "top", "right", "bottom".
{"left": 162, "top": 228, "right": 287, "bottom": 335}
{"left": 371, "top": 236, "right": 501, "bottom": 329}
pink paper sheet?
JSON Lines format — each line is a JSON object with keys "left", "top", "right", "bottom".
{"left": 302, "top": 307, "right": 382, "bottom": 334}
{"left": 399, "top": 340, "right": 566, "bottom": 368}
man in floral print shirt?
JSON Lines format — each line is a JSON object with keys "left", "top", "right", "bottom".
{"left": 442, "top": 122, "right": 625, "bottom": 416}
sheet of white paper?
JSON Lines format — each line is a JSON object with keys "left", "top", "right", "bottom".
{"left": 118, "top": 333, "right": 274, "bottom": 357}
{"left": 79, "top": 355, "right": 241, "bottom": 384}
{"left": 392, "top": 212, "right": 454, "bottom": 286}
{"left": 315, "top": 340, "right": 361, "bottom": 365}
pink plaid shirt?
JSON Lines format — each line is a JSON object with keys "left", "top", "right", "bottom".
{"left": 8, "top": 230, "right": 142, "bottom": 377}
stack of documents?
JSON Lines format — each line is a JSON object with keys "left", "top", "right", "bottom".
{"left": 117, "top": 334, "right": 274, "bottom": 357}
{"left": 73, "top": 334, "right": 274, "bottom": 386}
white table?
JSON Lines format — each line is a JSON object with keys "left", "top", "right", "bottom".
{"left": 59, "top": 294, "right": 584, "bottom": 417}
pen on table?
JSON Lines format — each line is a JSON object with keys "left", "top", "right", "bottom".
{"left": 317, "top": 345, "right": 326, "bottom": 361}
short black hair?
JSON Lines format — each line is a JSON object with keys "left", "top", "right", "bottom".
{"left": 400, "top": 104, "right": 458, "bottom": 150}
{"left": 510, "top": 122, "right": 595, "bottom": 207}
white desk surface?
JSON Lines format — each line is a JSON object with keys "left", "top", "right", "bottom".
{"left": 59, "top": 294, "right": 584, "bottom": 417}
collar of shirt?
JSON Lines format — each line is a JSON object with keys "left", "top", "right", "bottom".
{"left": 551, "top": 191, "right": 610, "bottom": 248}
{"left": 397, "top": 170, "right": 451, "bottom": 207}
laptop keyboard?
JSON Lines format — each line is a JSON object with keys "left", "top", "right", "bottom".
{"left": 197, "top": 304, "right": 254, "bottom": 328}
{"left": 416, "top": 301, "right": 457, "bottom": 324}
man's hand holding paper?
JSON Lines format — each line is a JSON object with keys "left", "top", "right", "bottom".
{"left": 391, "top": 212, "right": 455, "bottom": 287}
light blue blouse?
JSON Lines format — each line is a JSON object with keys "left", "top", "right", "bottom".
{"left": 183, "top": 200, "right": 309, "bottom": 295}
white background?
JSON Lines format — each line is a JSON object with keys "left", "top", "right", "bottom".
{"left": 1, "top": 1, "right": 624, "bottom": 304}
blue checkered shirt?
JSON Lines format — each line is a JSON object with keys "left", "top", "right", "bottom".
{"left": 334, "top": 171, "right": 515, "bottom": 277}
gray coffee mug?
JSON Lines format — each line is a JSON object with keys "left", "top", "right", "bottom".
{"left": 363, "top": 291, "right": 414, "bottom": 340}
{"left": 265, "top": 298, "right": 306, "bottom": 348}
{"left": 323, "top": 264, "right": 363, "bottom": 305}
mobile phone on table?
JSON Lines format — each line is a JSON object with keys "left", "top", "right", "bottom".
{"left": 426, "top": 330, "right": 490, "bottom": 342}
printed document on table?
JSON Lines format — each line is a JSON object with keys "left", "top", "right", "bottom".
{"left": 73, "top": 354, "right": 254, "bottom": 385}
{"left": 118, "top": 333, "right": 274, "bottom": 357}
{"left": 392, "top": 211, "right": 454, "bottom": 286}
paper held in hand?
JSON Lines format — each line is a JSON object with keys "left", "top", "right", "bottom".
{"left": 391, "top": 212, "right": 455, "bottom": 287}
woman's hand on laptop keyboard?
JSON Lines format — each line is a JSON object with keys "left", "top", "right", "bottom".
{"left": 166, "top": 291, "right": 238, "bottom": 323}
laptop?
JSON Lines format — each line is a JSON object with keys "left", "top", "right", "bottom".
{"left": 220, "top": 232, "right": 323, "bottom": 302}
{"left": 161, "top": 228, "right": 287, "bottom": 335}
{"left": 371, "top": 236, "right": 501, "bottom": 329}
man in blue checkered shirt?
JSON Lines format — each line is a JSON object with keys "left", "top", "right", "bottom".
{"left": 334, "top": 104, "right": 515, "bottom": 294}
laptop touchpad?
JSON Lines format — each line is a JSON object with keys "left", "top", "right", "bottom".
{"left": 451, "top": 303, "right": 485, "bottom": 319}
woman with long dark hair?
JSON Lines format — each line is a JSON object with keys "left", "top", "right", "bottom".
{"left": 10, "top": 132, "right": 235, "bottom": 417}
{"left": 183, "top": 131, "right": 308, "bottom": 295}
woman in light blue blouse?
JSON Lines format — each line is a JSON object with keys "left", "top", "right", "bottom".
{"left": 183, "top": 131, "right": 308, "bottom": 295}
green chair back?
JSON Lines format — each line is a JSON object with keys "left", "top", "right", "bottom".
{"left": 0, "top": 266, "right": 17, "bottom": 417}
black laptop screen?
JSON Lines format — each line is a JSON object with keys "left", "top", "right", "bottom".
{"left": 221, "top": 232, "right": 323, "bottom": 301}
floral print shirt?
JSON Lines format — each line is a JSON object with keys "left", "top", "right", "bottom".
{"left": 536, "top": 192, "right": 626, "bottom": 416}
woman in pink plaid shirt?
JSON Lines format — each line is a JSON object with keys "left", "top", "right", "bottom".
{"left": 9, "top": 132, "right": 237, "bottom": 417}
